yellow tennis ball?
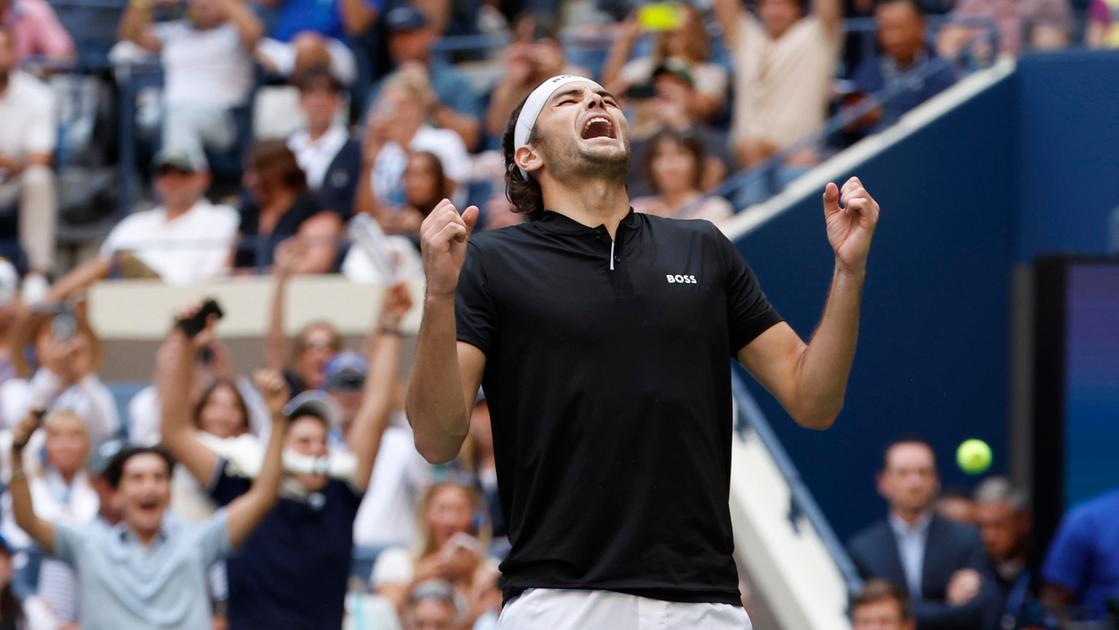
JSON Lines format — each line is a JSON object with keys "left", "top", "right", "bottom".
{"left": 956, "top": 439, "right": 992, "bottom": 475}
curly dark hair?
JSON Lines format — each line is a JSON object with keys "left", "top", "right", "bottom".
{"left": 501, "top": 101, "right": 546, "bottom": 220}
{"left": 105, "top": 446, "right": 175, "bottom": 489}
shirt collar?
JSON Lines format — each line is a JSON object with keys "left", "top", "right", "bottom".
{"left": 889, "top": 511, "right": 932, "bottom": 536}
{"left": 534, "top": 207, "right": 640, "bottom": 236}
{"left": 114, "top": 520, "right": 171, "bottom": 546}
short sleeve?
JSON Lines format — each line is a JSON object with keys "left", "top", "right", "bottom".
{"left": 196, "top": 508, "right": 233, "bottom": 565}
{"left": 208, "top": 458, "right": 252, "bottom": 507}
{"left": 51, "top": 523, "right": 85, "bottom": 566}
{"left": 1041, "top": 508, "right": 1092, "bottom": 592}
{"left": 371, "top": 547, "right": 414, "bottom": 587}
{"left": 455, "top": 241, "right": 497, "bottom": 355}
{"left": 714, "top": 226, "right": 782, "bottom": 353}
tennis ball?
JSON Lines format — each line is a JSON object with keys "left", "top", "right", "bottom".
{"left": 956, "top": 439, "right": 992, "bottom": 475}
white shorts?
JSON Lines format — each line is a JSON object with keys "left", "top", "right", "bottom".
{"left": 496, "top": 588, "right": 752, "bottom": 630}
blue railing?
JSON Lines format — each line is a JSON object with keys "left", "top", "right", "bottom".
{"left": 731, "top": 370, "right": 863, "bottom": 596}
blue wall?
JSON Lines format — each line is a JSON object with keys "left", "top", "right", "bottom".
{"left": 733, "top": 51, "right": 1119, "bottom": 540}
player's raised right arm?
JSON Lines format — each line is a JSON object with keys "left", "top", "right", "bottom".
{"left": 406, "top": 199, "right": 484, "bottom": 464}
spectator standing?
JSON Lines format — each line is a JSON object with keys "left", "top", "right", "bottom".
{"left": 714, "top": 0, "right": 843, "bottom": 168}
{"left": 46, "top": 149, "right": 239, "bottom": 302}
{"left": 850, "top": 0, "right": 956, "bottom": 133}
{"left": 371, "top": 480, "right": 500, "bottom": 626}
{"left": 631, "top": 130, "right": 733, "bottom": 222}
{"left": 1, "top": 410, "right": 96, "bottom": 629}
{"left": 254, "top": 0, "right": 380, "bottom": 83}
{"left": 369, "top": 6, "right": 483, "bottom": 150}
{"left": 936, "top": 0, "right": 1071, "bottom": 58}
{"left": 264, "top": 241, "right": 343, "bottom": 395}
{"left": 0, "top": 535, "right": 24, "bottom": 630}
{"left": 0, "top": 0, "right": 73, "bottom": 63}
{"left": 160, "top": 285, "right": 408, "bottom": 629}
{"left": 853, "top": 579, "right": 917, "bottom": 630}
{"left": 7, "top": 358, "right": 290, "bottom": 630}
{"left": 1087, "top": 0, "right": 1119, "bottom": 48}
{"left": 1, "top": 307, "right": 119, "bottom": 443}
{"left": 973, "top": 477, "right": 1037, "bottom": 629}
{"left": 1041, "top": 487, "right": 1119, "bottom": 622}
{"left": 848, "top": 438, "right": 995, "bottom": 629}
{"left": 117, "top": 0, "right": 262, "bottom": 158}
{"left": 361, "top": 71, "right": 471, "bottom": 210}
{"left": 0, "top": 27, "right": 57, "bottom": 285}
{"left": 288, "top": 68, "right": 363, "bottom": 218}
{"left": 232, "top": 140, "right": 343, "bottom": 273}
{"left": 602, "top": 4, "right": 728, "bottom": 123}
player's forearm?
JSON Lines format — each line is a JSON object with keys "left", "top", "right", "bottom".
{"left": 792, "top": 266, "right": 863, "bottom": 428}
{"left": 405, "top": 295, "right": 469, "bottom": 463}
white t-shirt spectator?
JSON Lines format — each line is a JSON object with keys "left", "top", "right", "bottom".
{"left": 0, "top": 369, "right": 120, "bottom": 443}
{"left": 289, "top": 124, "right": 350, "bottom": 190}
{"left": 372, "top": 125, "right": 470, "bottom": 208}
{"left": 0, "top": 71, "right": 55, "bottom": 203}
{"left": 154, "top": 21, "right": 253, "bottom": 108}
{"left": 353, "top": 415, "right": 431, "bottom": 548}
{"left": 100, "top": 199, "right": 238, "bottom": 284}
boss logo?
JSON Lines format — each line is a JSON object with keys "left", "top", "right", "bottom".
{"left": 666, "top": 274, "right": 698, "bottom": 284}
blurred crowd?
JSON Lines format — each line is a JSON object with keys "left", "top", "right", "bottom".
{"left": 0, "top": 0, "right": 1115, "bottom": 628}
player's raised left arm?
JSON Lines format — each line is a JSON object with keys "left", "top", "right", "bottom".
{"left": 737, "top": 177, "right": 879, "bottom": 429}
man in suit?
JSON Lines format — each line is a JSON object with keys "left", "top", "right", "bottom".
{"left": 848, "top": 438, "right": 994, "bottom": 629}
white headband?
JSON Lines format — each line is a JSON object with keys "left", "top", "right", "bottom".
{"left": 513, "top": 75, "right": 605, "bottom": 180}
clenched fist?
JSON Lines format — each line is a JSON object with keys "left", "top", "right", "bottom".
{"left": 420, "top": 199, "right": 480, "bottom": 299}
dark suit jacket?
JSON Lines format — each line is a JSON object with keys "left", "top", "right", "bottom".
{"left": 848, "top": 514, "right": 995, "bottom": 629}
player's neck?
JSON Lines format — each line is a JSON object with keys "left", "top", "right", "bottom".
{"left": 542, "top": 177, "right": 631, "bottom": 239}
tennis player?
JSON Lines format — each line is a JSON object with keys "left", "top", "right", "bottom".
{"left": 406, "top": 75, "right": 880, "bottom": 629}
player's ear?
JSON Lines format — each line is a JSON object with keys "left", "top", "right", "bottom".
{"left": 515, "top": 145, "right": 543, "bottom": 178}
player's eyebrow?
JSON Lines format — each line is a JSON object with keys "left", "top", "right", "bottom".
{"left": 548, "top": 86, "right": 586, "bottom": 105}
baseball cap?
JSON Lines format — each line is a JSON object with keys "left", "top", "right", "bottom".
{"left": 385, "top": 5, "right": 429, "bottom": 31}
{"left": 153, "top": 146, "right": 208, "bottom": 173}
{"left": 88, "top": 438, "right": 126, "bottom": 478}
{"left": 0, "top": 258, "right": 18, "bottom": 306}
{"left": 284, "top": 390, "right": 343, "bottom": 429}
{"left": 652, "top": 59, "right": 695, "bottom": 87}
{"left": 324, "top": 351, "right": 368, "bottom": 391}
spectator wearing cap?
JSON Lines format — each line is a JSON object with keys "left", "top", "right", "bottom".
{"left": 0, "top": 0, "right": 73, "bottom": 63}
{"left": 402, "top": 580, "right": 459, "bottom": 630}
{"left": 160, "top": 286, "right": 410, "bottom": 629}
{"left": 367, "top": 5, "right": 483, "bottom": 151}
{"left": 847, "top": 0, "right": 956, "bottom": 137}
{"left": 0, "top": 534, "right": 24, "bottom": 629}
{"left": 361, "top": 70, "right": 471, "bottom": 214}
{"left": 371, "top": 479, "right": 500, "bottom": 626}
{"left": 117, "top": 0, "right": 262, "bottom": 159}
{"left": 47, "top": 148, "right": 238, "bottom": 302}
{"left": 602, "top": 4, "right": 727, "bottom": 124}
{"left": 0, "top": 26, "right": 58, "bottom": 286}
{"left": 0, "top": 259, "right": 20, "bottom": 387}
{"left": 1, "top": 409, "right": 96, "bottom": 628}
{"left": 264, "top": 242, "right": 343, "bottom": 396}
{"left": 1, "top": 305, "right": 119, "bottom": 443}
{"left": 484, "top": 12, "right": 590, "bottom": 142}
{"left": 714, "top": 0, "right": 844, "bottom": 168}
{"left": 624, "top": 60, "right": 732, "bottom": 198}
{"left": 973, "top": 477, "right": 1036, "bottom": 629}
{"left": 288, "top": 68, "right": 363, "bottom": 218}
{"left": 232, "top": 140, "right": 343, "bottom": 274}
{"left": 8, "top": 352, "right": 291, "bottom": 630}
{"left": 253, "top": 0, "right": 380, "bottom": 85}
{"left": 852, "top": 579, "right": 916, "bottom": 630}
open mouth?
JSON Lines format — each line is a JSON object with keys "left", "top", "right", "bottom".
{"left": 581, "top": 115, "right": 616, "bottom": 140}
{"left": 136, "top": 498, "right": 161, "bottom": 514}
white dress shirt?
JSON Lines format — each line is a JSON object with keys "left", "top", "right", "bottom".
{"left": 889, "top": 511, "right": 932, "bottom": 598}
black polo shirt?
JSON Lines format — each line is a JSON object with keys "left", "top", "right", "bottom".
{"left": 456, "top": 209, "right": 782, "bottom": 606}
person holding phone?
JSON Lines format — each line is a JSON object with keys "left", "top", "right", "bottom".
{"left": 160, "top": 288, "right": 409, "bottom": 629}
{"left": 407, "top": 74, "right": 879, "bottom": 628}
{"left": 0, "top": 306, "right": 119, "bottom": 443}
{"left": 6, "top": 358, "right": 290, "bottom": 630}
